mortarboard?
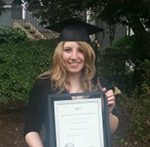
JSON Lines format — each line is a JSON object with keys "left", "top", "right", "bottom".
{"left": 46, "top": 18, "right": 104, "bottom": 43}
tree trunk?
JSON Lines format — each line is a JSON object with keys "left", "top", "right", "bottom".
{"left": 126, "top": 14, "right": 150, "bottom": 59}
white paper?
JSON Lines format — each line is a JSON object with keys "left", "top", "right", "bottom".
{"left": 54, "top": 98, "right": 104, "bottom": 147}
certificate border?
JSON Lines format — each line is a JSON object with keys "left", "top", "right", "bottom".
{"left": 48, "top": 92, "right": 111, "bottom": 147}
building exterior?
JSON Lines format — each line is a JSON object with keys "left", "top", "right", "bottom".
{"left": 0, "top": 0, "right": 23, "bottom": 26}
{"left": 0, "top": 0, "right": 55, "bottom": 40}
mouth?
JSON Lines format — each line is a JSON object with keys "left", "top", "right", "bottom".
{"left": 69, "top": 62, "right": 80, "bottom": 64}
{"left": 68, "top": 62, "right": 81, "bottom": 67}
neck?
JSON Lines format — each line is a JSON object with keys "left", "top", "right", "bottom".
{"left": 66, "top": 74, "right": 83, "bottom": 93}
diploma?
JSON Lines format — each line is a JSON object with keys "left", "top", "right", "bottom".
{"left": 48, "top": 92, "right": 111, "bottom": 147}
{"left": 54, "top": 98, "right": 104, "bottom": 147}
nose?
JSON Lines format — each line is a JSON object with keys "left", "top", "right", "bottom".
{"left": 71, "top": 50, "right": 78, "bottom": 60}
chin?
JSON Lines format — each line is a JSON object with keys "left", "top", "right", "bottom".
{"left": 67, "top": 70, "right": 82, "bottom": 74}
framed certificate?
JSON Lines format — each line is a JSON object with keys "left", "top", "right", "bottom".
{"left": 48, "top": 92, "right": 111, "bottom": 147}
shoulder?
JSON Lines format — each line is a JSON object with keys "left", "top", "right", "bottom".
{"left": 92, "top": 76, "right": 106, "bottom": 85}
{"left": 28, "top": 76, "right": 52, "bottom": 104}
{"left": 92, "top": 76, "right": 113, "bottom": 90}
{"left": 34, "top": 75, "right": 51, "bottom": 87}
{"left": 30, "top": 75, "right": 52, "bottom": 95}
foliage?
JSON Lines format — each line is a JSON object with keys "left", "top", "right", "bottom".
{"left": 13, "top": 0, "right": 150, "bottom": 58}
{"left": 1, "top": 0, "right": 150, "bottom": 144}
{"left": 14, "top": 0, "right": 150, "bottom": 31}
{"left": 100, "top": 0, "right": 150, "bottom": 26}
{"left": 97, "top": 32, "right": 150, "bottom": 92}
{"left": 98, "top": 0, "right": 150, "bottom": 58}
{"left": 13, "top": 0, "right": 150, "bottom": 59}
{"left": 0, "top": 39, "right": 57, "bottom": 103}
{"left": 97, "top": 35, "right": 134, "bottom": 93}
{"left": 0, "top": 27, "right": 28, "bottom": 44}
{"left": 97, "top": 35, "right": 150, "bottom": 144}
{"left": 130, "top": 60, "right": 150, "bottom": 142}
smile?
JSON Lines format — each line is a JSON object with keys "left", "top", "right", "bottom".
{"left": 69, "top": 62, "right": 80, "bottom": 64}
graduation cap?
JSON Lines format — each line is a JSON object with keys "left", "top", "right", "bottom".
{"left": 46, "top": 18, "right": 104, "bottom": 43}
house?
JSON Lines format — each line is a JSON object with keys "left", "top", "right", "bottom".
{"left": 0, "top": 0, "right": 55, "bottom": 40}
{"left": 0, "top": 0, "right": 19, "bottom": 27}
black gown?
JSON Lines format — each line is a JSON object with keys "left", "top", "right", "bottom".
{"left": 24, "top": 77, "right": 111, "bottom": 147}
{"left": 24, "top": 78, "right": 72, "bottom": 147}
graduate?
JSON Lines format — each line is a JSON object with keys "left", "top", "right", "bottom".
{"left": 24, "top": 18, "right": 119, "bottom": 147}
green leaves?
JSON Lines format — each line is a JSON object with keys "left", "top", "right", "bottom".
{"left": 0, "top": 39, "right": 56, "bottom": 103}
{"left": 98, "top": 35, "right": 150, "bottom": 144}
{"left": 0, "top": 27, "right": 28, "bottom": 44}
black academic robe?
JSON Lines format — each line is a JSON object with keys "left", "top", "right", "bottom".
{"left": 24, "top": 77, "right": 111, "bottom": 147}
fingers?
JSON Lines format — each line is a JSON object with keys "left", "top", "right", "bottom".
{"left": 103, "top": 88, "right": 116, "bottom": 112}
{"left": 106, "top": 90, "right": 115, "bottom": 104}
{"left": 102, "top": 87, "right": 107, "bottom": 92}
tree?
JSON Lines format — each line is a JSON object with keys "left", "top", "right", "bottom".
{"left": 15, "top": 0, "right": 150, "bottom": 57}
{"left": 13, "top": 1, "right": 150, "bottom": 57}
{"left": 97, "top": 0, "right": 150, "bottom": 86}
{"left": 27, "top": 1, "right": 149, "bottom": 51}
{"left": 18, "top": 1, "right": 149, "bottom": 28}
{"left": 99, "top": 0, "right": 150, "bottom": 58}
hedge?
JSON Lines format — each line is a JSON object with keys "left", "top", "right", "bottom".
{"left": 0, "top": 27, "right": 28, "bottom": 43}
{"left": 0, "top": 40, "right": 57, "bottom": 103}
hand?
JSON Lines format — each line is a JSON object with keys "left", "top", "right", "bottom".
{"left": 102, "top": 88, "right": 116, "bottom": 113}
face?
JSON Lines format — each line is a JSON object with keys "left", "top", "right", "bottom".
{"left": 62, "top": 42, "right": 85, "bottom": 75}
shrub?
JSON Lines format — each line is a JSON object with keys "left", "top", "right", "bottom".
{"left": 97, "top": 35, "right": 150, "bottom": 144}
{"left": 0, "top": 39, "right": 57, "bottom": 103}
{"left": 0, "top": 27, "right": 28, "bottom": 44}
{"left": 97, "top": 35, "right": 150, "bottom": 94}
{"left": 97, "top": 35, "right": 135, "bottom": 94}
{"left": 130, "top": 59, "right": 150, "bottom": 143}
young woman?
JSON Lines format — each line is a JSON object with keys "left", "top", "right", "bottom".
{"left": 24, "top": 19, "right": 119, "bottom": 147}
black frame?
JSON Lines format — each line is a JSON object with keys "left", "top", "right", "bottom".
{"left": 48, "top": 91, "right": 111, "bottom": 147}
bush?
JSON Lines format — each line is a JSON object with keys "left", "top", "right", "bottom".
{"left": 97, "top": 35, "right": 135, "bottom": 94}
{"left": 130, "top": 59, "right": 150, "bottom": 143}
{"left": 0, "top": 27, "right": 28, "bottom": 44}
{"left": 97, "top": 35, "right": 150, "bottom": 94}
{"left": 0, "top": 39, "right": 57, "bottom": 103}
{"left": 97, "top": 35, "right": 150, "bottom": 144}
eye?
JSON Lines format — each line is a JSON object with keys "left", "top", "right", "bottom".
{"left": 78, "top": 48, "right": 84, "bottom": 53}
{"left": 63, "top": 48, "right": 72, "bottom": 52}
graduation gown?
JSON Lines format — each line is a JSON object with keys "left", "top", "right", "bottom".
{"left": 24, "top": 77, "right": 111, "bottom": 147}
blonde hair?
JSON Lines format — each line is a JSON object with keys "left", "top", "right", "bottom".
{"left": 40, "top": 41, "right": 96, "bottom": 91}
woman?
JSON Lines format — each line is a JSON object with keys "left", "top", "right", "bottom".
{"left": 24, "top": 18, "right": 119, "bottom": 147}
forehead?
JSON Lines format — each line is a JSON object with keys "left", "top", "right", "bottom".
{"left": 63, "top": 41, "right": 82, "bottom": 48}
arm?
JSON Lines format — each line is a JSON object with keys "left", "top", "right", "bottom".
{"left": 109, "top": 113, "right": 119, "bottom": 134}
{"left": 24, "top": 79, "right": 46, "bottom": 147}
{"left": 25, "top": 132, "right": 44, "bottom": 147}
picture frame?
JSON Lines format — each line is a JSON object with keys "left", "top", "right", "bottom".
{"left": 48, "top": 92, "right": 111, "bottom": 147}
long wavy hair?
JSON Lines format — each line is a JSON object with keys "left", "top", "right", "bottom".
{"left": 40, "top": 41, "right": 96, "bottom": 91}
